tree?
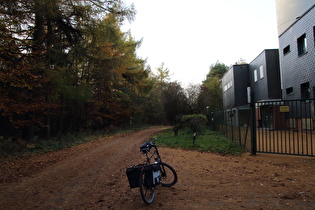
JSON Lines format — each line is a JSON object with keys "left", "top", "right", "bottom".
{"left": 0, "top": 0, "right": 58, "bottom": 139}
{"left": 154, "top": 62, "right": 171, "bottom": 83}
{"left": 182, "top": 114, "right": 207, "bottom": 134}
{"left": 84, "top": 14, "right": 152, "bottom": 128}
{"left": 197, "top": 85, "right": 212, "bottom": 114}
{"left": 200, "top": 61, "right": 228, "bottom": 114}
{"left": 236, "top": 57, "right": 247, "bottom": 64}
{"left": 205, "top": 61, "right": 229, "bottom": 79}
{"left": 185, "top": 83, "right": 201, "bottom": 114}
{"left": 161, "top": 82, "right": 189, "bottom": 123}
{"left": 0, "top": 0, "right": 139, "bottom": 140}
{"left": 143, "top": 84, "right": 166, "bottom": 124}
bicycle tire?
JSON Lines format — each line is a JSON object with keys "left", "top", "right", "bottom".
{"left": 139, "top": 168, "right": 155, "bottom": 204}
{"left": 159, "top": 162, "right": 177, "bottom": 187}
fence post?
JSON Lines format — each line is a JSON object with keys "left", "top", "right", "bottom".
{"left": 251, "top": 91, "right": 257, "bottom": 155}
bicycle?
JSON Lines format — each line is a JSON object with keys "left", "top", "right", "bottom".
{"left": 126, "top": 138, "right": 178, "bottom": 204}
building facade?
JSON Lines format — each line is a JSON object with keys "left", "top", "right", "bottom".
{"left": 222, "top": 64, "right": 249, "bottom": 109}
{"left": 278, "top": 4, "right": 315, "bottom": 100}
{"left": 222, "top": 49, "right": 282, "bottom": 109}
{"left": 217, "top": 1, "right": 315, "bottom": 154}
{"left": 221, "top": 50, "right": 282, "bottom": 129}
{"left": 249, "top": 49, "right": 282, "bottom": 102}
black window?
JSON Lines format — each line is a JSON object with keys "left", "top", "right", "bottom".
{"left": 286, "top": 87, "right": 293, "bottom": 95}
{"left": 297, "top": 34, "right": 307, "bottom": 55}
{"left": 283, "top": 45, "right": 290, "bottom": 55}
{"left": 301, "top": 82, "right": 310, "bottom": 99}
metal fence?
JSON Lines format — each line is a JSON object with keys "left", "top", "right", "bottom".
{"left": 213, "top": 107, "right": 252, "bottom": 152}
{"left": 255, "top": 99, "right": 315, "bottom": 156}
{"left": 213, "top": 98, "right": 315, "bottom": 156}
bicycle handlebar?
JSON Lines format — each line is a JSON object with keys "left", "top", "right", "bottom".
{"left": 150, "top": 138, "right": 157, "bottom": 144}
{"left": 140, "top": 138, "right": 158, "bottom": 154}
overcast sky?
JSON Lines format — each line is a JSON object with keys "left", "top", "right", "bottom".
{"left": 122, "top": 0, "right": 279, "bottom": 86}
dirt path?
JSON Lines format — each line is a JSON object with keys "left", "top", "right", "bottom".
{"left": 1, "top": 127, "right": 315, "bottom": 209}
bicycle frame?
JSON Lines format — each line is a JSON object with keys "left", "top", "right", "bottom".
{"left": 127, "top": 138, "right": 178, "bottom": 204}
{"left": 143, "top": 145, "right": 162, "bottom": 164}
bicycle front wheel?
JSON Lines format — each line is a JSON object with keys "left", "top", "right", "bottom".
{"left": 159, "top": 162, "right": 177, "bottom": 187}
{"left": 139, "top": 168, "right": 155, "bottom": 204}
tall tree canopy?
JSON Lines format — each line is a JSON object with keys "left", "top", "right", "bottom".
{"left": 205, "top": 61, "right": 229, "bottom": 79}
{"left": 1, "top": 0, "right": 230, "bottom": 141}
{"left": 200, "top": 61, "right": 228, "bottom": 113}
{"left": 0, "top": 0, "right": 153, "bottom": 140}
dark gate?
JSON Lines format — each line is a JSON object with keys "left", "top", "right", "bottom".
{"left": 255, "top": 98, "right": 315, "bottom": 156}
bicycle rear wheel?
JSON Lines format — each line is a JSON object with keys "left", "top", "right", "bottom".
{"left": 139, "top": 168, "right": 155, "bottom": 204}
{"left": 159, "top": 162, "right": 177, "bottom": 187}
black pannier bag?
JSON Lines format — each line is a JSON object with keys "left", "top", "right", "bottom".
{"left": 143, "top": 164, "right": 160, "bottom": 187}
{"left": 143, "top": 165, "right": 153, "bottom": 187}
{"left": 126, "top": 164, "right": 159, "bottom": 188}
{"left": 126, "top": 165, "right": 142, "bottom": 188}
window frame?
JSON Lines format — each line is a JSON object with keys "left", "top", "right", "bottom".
{"left": 300, "top": 82, "right": 310, "bottom": 99}
{"left": 297, "top": 33, "right": 307, "bottom": 56}
{"left": 259, "top": 65, "right": 264, "bottom": 79}
{"left": 254, "top": 69, "right": 257, "bottom": 82}
{"left": 286, "top": 87, "right": 294, "bottom": 95}
{"left": 283, "top": 45, "right": 290, "bottom": 55}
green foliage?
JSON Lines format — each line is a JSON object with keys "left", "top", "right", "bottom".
{"left": 0, "top": 139, "right": 27, "bottom": 158}
{"left": 185, "top": 84, "right": 201, "bottom": 114}
{"left": 205, "top": 61, "right": 229, "bottom": 79}
{"left": 0, "top": 134, "right": 90, "bottom": 160}
{"left": 0, "top": 0, "right": 231, "bottom": 152}
{"left": 154, "top": 62, "right": 171, "bottom": 83}
{"left": 0, "top": 0, "right": 153, "bottom": 140}
{"left": 199, "top": 61, "right": 229, "bottom": 113}
{"left": 156, "top": 128, "right": 244, "bottom": 156}
{"left": 182, "top": 114, "right": 207, "bottom": 134}
{"left": 161, "top": 82, "right": 189, "bottom": 123}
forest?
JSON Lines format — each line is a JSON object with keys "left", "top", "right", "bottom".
{"left": 0, "top": 0, "right": 228, "bottom": 142}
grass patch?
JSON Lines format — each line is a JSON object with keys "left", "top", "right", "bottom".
{"left": 155, "top": 128, "right": 244, "bottom": 156}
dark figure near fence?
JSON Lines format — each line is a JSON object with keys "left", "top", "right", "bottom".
{"left": 173, "top": 121, "right": 180, "bottom": 136}
{"left": 193, "top": 132, "right": 197, "bottom": 145}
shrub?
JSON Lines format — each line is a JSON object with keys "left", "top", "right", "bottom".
{"left": 182, "top": 114, "right": 207, "bottom": 134}
{"left": 0, "top": 138, "right": 26, "bottom": 158}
